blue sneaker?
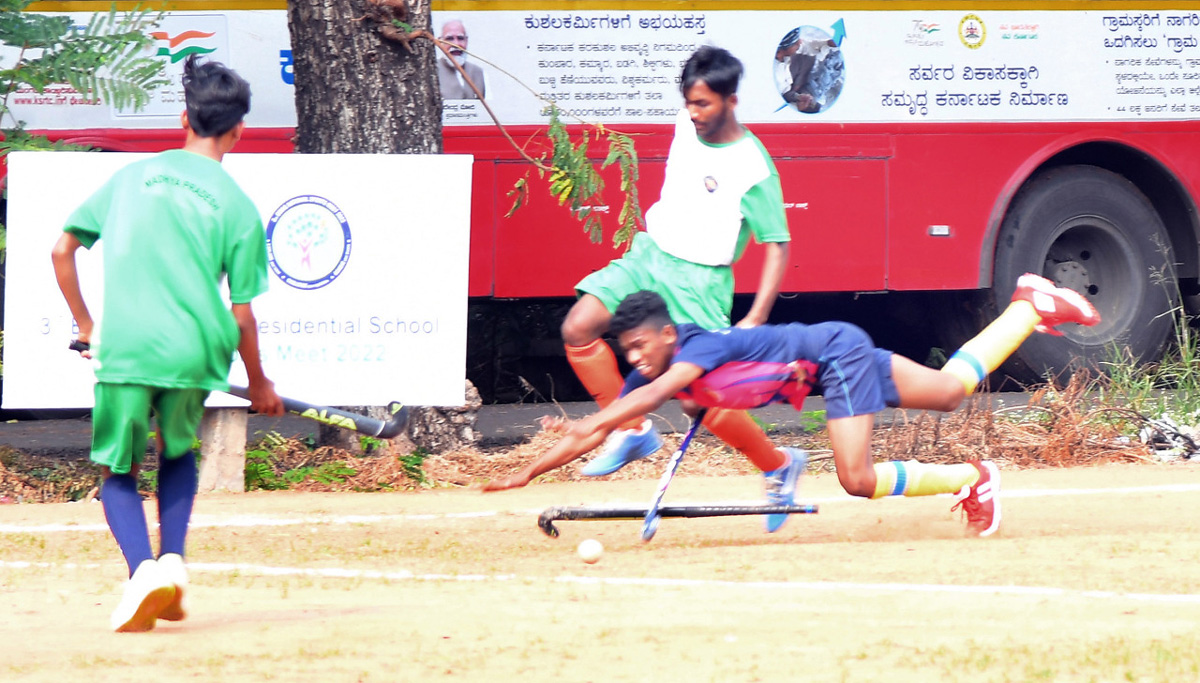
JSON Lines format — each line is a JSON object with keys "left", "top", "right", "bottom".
{"left": 581, "top": 420, "right": 663, "bottom": 476}
{"left": 764, "top": 448, "right": 807, "bottom": 533}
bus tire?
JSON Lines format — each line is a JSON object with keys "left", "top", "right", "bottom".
{"left": 990, "top": 164, "right": 1175, "bottom": 383}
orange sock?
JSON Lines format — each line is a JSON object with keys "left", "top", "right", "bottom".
{"left": 565, "top": 340, "right": 643, "bottom": 431}
{"left": 702, "top": 408, "right": 785, "bottom": 472}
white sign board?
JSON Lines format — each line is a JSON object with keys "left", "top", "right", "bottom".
{"left": 2, "top": 152, "right": 472, "bottom": 409}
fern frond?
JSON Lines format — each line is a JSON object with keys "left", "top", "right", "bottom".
{"left": 5, "top": 5, "right": 165, "bottom": 111}
{"left": 0, "top": 10, "right": 73, "bottom": 51}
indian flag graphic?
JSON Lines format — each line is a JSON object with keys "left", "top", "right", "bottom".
{"left": 151, "top": 30, "right": 217, "bottom": 63}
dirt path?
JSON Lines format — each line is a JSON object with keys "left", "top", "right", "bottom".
{"left": 3, "top": 464, "right": 1200, "bottom": 681}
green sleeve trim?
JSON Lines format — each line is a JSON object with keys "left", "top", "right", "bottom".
{"left": 731, "top": 173, "right": 790, "bottom": 261}
{"left": 741, "top": 174, "right": 790, "bottom": 243}
{"left": 741, "top": 132, "right": 790, "bottom": 246}
{"left": 63, "top": 224, "right": 99, "bottom": 249}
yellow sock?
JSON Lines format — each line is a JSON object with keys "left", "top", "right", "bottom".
{"left": 871, "top": 461, "right": 981, "bottom": 499}
{"left": 941, "top": 300, "right": 1040, "bottom": 394}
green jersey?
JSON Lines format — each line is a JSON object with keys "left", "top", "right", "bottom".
{"left": 64, "top": 149, "right": 268, "bottom": 390}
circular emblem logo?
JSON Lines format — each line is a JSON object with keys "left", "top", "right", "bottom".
{"left": 265, "top": 195, "right": 352, "bottom": 290}
{"left": 958, "top": 14, "right": 986, "bottom": 49}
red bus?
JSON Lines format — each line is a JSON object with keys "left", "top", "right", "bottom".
{"left": 15, "top": 1, "right": 1200, "bottom": 400}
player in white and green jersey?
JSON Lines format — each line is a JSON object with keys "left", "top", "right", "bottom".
{"left": 576, "top": 108, "right": 790, "bottom": 330}
{"left": 52, "top": 56, "right": 283, "bottom": 633}
{"left": 559, "top": 47, "right": 798, "bottom": 505}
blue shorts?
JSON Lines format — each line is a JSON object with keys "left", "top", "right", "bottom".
{"left": 799, "top": 322, "right": 899, "bottom": 420}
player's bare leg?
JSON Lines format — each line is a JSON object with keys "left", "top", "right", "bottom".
{"left": 561, "top": 293, "right": 612, "bottom": 349}
{"left": 826, "top": 415, "right": 878, "bottom": 498}
{"left": 891, "top": 355, "right": 965, "bottom": 412}
{"left": 827, "top": 412, "right": 999, "bottom": 537}
{"left": 561, "top": 295, "right": 646, "bottom": 422}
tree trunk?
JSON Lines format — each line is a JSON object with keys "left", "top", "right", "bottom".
{"left": 287, "top": 0, "right": 442, "bottom": 154}
{"left": 288, "top": 0, "right": 477, "bottom": 453}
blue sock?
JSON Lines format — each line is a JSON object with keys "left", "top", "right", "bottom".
{"left": 156, "top": 450, "right": 197, "bottom": 558}
{"left": 101, "top": 474, "right": 154, "bottom": 577}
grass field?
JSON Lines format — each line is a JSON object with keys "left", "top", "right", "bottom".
{"left": 3, "top": 464, "right": 1200, "bottom": 682}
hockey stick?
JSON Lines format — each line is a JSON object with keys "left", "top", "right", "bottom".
{"left": 67, "top": 339, "right": 408, "bottom": 438}
{"left": 539, "top": 502, "right": 819, "bottom": 538}
{"left": 227, "top": 386, "right": 408, "bottom": 438}
{"left": 641, "top": 409, "right": 706, "bottom": 542}
{"left": 69, "top": 336, "right": 408, "bottom": 436}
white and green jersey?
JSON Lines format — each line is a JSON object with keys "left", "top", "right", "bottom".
{"left": 65, "top": 149, "right": 268, "bottom": 390}
{"left": 645, "top": 110, "right": 790, "bottom": 267}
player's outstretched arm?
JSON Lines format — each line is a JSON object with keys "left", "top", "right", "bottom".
{"left": 482, "top": 363, "right": 704, "bottom": 491}
{"left": 481, "top": 413, "right": 615, "bottom": 491}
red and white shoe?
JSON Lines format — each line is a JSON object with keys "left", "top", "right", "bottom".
{"left": 951, "top": 461, "right": 1002, "bottom": 537}
{"left": 1012, "top": 273, "right": 1101, "bottom": 336}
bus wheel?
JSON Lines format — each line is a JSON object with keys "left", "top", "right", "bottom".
{"left": 990, "top": 164, "right": 1175, "bottom": 383}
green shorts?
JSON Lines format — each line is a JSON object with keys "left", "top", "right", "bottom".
{"left": 575, "top": 232, "right": 734, "bottom": 329}
{"left": 91, "top": 383, "right": 209, "bottom": 474}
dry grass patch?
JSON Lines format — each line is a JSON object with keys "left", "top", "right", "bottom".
{"left": 0, "top": 374, "right": 1162, "bottom": 502}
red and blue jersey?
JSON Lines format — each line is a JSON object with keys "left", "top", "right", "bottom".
{"left": 620, "top": 322, "right": 900, "bottom": 419}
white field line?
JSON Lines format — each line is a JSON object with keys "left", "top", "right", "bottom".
{"left": 2, "top": 559, "right": 1200, "bottom": 606}
{"left": 4, "top": 481, "right": 1200, "bottom": 534}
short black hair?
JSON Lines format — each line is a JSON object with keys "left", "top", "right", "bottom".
{"left": 183, "top": 55, "right": 251, "bottom": 138}
{"left": 777, "top": 28, "right": 801, "bottom": 51}
{"left": 610, "top": 291, "right": 675, "bottom": 337}
{"left": 679, "top": 46, "right": 743, "bottom": 98}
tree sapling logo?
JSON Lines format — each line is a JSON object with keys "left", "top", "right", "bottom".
{"left": 266, "top": 195, "right": 352, "bottom": 290}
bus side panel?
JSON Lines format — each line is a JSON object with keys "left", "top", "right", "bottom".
{"left": 744, "top": 158, "right": 887, "bottom": 293}
{"left": 467, "top": 159, "right": 497, "bottom": 297}
{"left": 886, "top": 131, "right": 1046, "bottom": 291}
{"left": 490, "top": 153, "right": 889, "bottom": 297}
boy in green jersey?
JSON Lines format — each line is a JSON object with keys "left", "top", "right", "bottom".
{"left": 51, "top": 56, "right": 284, "bottom": 632}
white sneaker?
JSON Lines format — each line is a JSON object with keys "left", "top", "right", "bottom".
{"left": 111, "top": 559, "right": 176, "bottom": 632}
{"left": 156, "top": 553, "right": 189, "bottom": 622}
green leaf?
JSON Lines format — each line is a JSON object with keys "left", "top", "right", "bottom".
{"left": 505, "top": 175, "right": 528, "bottom": 218}
{"left": 505, "top": 101, "right": 643, "bottom": 250}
